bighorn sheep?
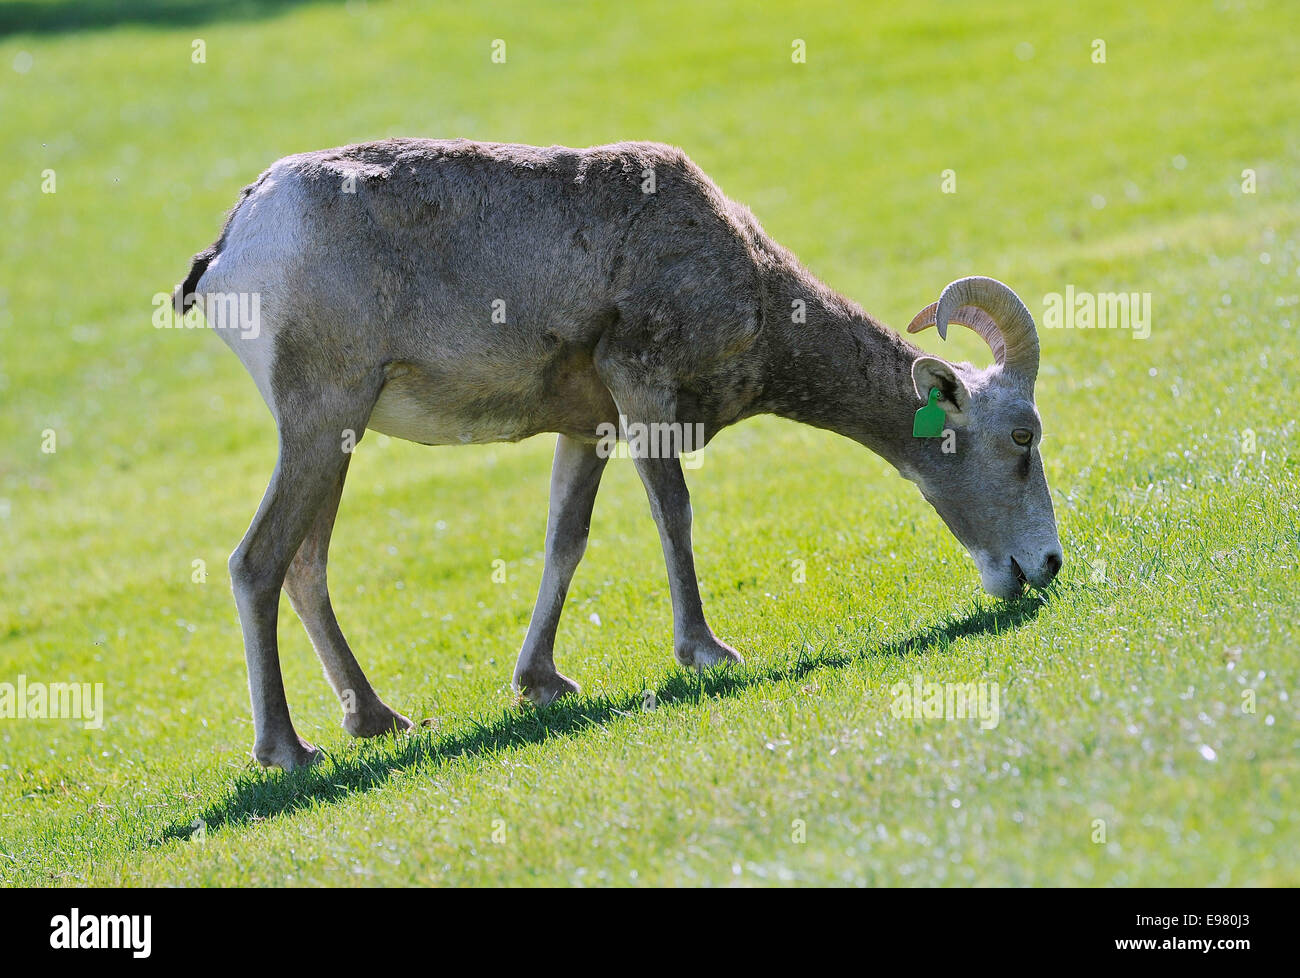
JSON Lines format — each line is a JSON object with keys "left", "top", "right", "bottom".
{"left": 175, "top": 139, "right": 1062, "bottom": 770}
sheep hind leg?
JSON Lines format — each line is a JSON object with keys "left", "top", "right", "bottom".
{"left": 283, "top": 454, "right": 414, "bottom": 739}
{"left": 230, "top": 398, "right": 376, "bottom": 771}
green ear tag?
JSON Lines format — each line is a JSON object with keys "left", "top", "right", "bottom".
{"left": 913, "top": 387, "right": 946, "bottom": 438}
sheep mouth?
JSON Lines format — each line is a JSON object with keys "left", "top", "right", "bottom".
{"left": 1010, "top": 557, "right": 1028, "bottom": 589}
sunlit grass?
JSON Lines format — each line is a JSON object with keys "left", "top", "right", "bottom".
{"left": 0, "top": 0, "right": 1297, "bottom": 885}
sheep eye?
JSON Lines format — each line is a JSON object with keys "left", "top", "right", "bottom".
{"left": 1012, "top": 428, "right": 1033, "bottom": 447}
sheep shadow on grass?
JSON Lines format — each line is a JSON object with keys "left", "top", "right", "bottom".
{"left": 160, "top": 594, "right": 1046, "bottom": 843}
{"left": 0, "top": 0, "right": 331, "bottom": 37}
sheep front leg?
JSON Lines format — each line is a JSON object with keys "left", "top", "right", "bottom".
{"left": 512, "top": 434, "right": 607, "bottom": 705}
{"left": 618, "top": 411, "right": 743, "bottom": 671}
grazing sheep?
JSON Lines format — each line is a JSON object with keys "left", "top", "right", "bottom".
{"left": 175, "top": 139, "right": 1062, "bottom": 770}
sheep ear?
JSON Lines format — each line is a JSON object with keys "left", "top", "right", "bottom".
{"left": 911, "top": 357, "right": 970, "bottom": 421}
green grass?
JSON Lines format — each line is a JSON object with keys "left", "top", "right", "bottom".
{"left": 1, "top": 0, "right": 1297, "bottom": 886}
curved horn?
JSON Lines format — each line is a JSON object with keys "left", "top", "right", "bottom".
{"left": 907, "top": 302, "right": 1006, "bottom": 363}
{"left": 907, "top": 276, "right": 1039, "bottom": 385}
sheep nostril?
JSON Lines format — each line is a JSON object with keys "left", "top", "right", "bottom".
{"left": 1043, "top": 552, "right": 1063, "bottom": 581}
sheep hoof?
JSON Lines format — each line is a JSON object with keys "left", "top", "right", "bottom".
{"left": 675, "top": 635, "right": 744, "bottom": 670}
{"left": 516, "top": 671, "right": 582, "bottom": 707}
{"left": 252, "top": 734, "right": 322, "bottom": 771}
{"left": 344, "top": 702, "right": 415, "bottom": 739}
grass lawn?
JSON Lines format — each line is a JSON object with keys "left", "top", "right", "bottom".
{"left": 1, "top": 0, "right": 1297, "bottom": 886}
